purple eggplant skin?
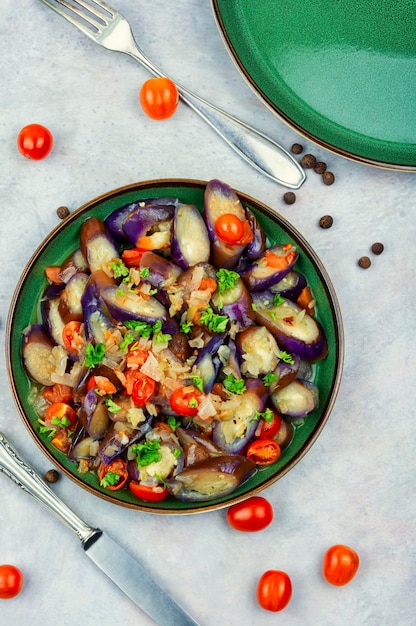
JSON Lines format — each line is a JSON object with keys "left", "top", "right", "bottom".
{"left": 22, "top": 324, "right": 57, "bottom": 386}
{"left": 122, "top": 203, "right": 175, "bottom": 247}
{"left": 211, "top": 277, "right": 254, "bottom": 331}
{"left": 100, "top": 284, "right": 178, "bottom": 334}
{"left": 252, "top": 293, "right": 328, "bottom": 361}
{"left": 212, "top": 381, "right": 267, "bottom": 454}
{"left": 139, "top": 251, "right": 182, "bottom": 288}
{"left": 269, "top": 353, "right": 301, "bottom": 392}
{"left": 176, "top": 427, "right": 224, "bottom": 466}
{"left": 240, "top": 244, "right": 299, "bottom": 292}
{"left": 58, "top": 272, "right": 89, "bottom": 323}
{"left": 204, "top": 179, "right": 248, "bottom": 269}
{"left": 269, "top": 271, "right": 307, "bottom": 301}
{"left": 245, "top": 208, "right": 266, "bottom": 260}
{"left": 81, "top": 270, "right": 116, "bottom": 311}
{"left": 166, "top": 454, "right": 257, "bottom": 502}
{"left": 270, "top": 379, "right": 319, "bottom": 418}
{"left": 83, "top": 305, "right": 115, "bottom": 345}
{"left": 40, "top": 284, "right": 66, "bottom": 347}
{"left": 193, "top": 333, "right": 224, "bottom": 393}
{"left": 98, "top": 419, "right": 153, "bottom": 465}
{"left": 78, "top": 388, "right": 111, "bottom": 440}
{"left": 80, "top": 217, "right": 120, "bottom": 273}
{"left": 105, "top": 198, "right": 180, "bottom": 242}
{"left": 171, "top": 204, "right": 210, "bottom": 269}
{"left": 59, "top": 248, "right": 89, "bottom": 284}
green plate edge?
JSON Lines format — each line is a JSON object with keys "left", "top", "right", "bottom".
{"left": 212, "top": 0, "right": 416, "bottom": 169}
{"left": 6, "top": 179, "right": 344, "bottom": 514}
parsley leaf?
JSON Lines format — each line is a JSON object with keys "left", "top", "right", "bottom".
{"left": 180, "top": 320, "right": 193, "bottom": 334}
{"left": 140, "top": 267, "right": 150, "bottom": 278}
{"left": 119, "top": 332, "right": 136, "bottom": 351}
{"left": 223, "top": 373, "right": 246, "bottom": 395}
{"left": 273, "top": 293, "right": 285, "bottom": 307}
{"left": 263, "top": 372, "right": 279, "bottom": 387}
{"left": 256, "top": 407, "right": 275, "bottom": 423}
{"left": 189, "top": 397, "right": 199, "bottom": 408}
{"left": 199, "top": 306, "right": 229, "bottom": 333}
{"left": 131, "top": 439, "right": 162, "bottom": 467}
{"left": 39, "top": 425, "right": 56, "bottom": 438}
{"left": 166, "top": 416, "right": 181, "bottom": 431}
{"left": 50, "top": 415, "right": 71, "bottom": 428}
{"left": 85, "top": 343, "right": 105, "bottom": 368}
{"left": 100, "top": 471, "right": 121, "bottom": 488}
{"left": 124, "top": 320, "right": 154, "bottom": 337}
{"left": 191, "top": 376, "right": 204, "bottom": 392}
{"left": 216, "top": 268, "right": 240, "bottom": 294}
{"left": 110, "top": 258, "right": 130, "bottom": 279}
{"left": 105, "top": 398, "right": 122, "bottom": 414}
{"left": 279, "top": 351, "right": 295, "bottom": 364}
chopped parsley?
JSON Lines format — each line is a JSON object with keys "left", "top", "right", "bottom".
{"left": 166, "top": 416, "right": 181, "bottom": 431}
{"left": 105, "top": 398, "right": 122, "bottom": 414}
{"left": 39, "top": 425, "right": 56, "bottom": 438}
{"left": 180, "top": 320, "right": 193, "bottom": 334}
{"left": 85, "top": 342, "right": 105, "bottom": 368}
{"left": 131, "top": 439, "right": 162, "bottom": 467}
{"left": 256, "top": 407, "right": 275, "bottom": 423}
{"left": 216, "top": 268, "right": 239, "bottom": 294}
{"left": 189, "top": 397, "right": 199, "bottom": 408}
{"left": 199, "top": 306, "right": 229, "bottom": 333}
{"left": 140, "top": 267, "right": 150, "bottom": 278}
{"left": 263, "top": 372, "right": 279, "bottom": 387}
{"left": 191, "top": 376, "right": 204, "bottom": 393}
{"left": 123, "top": 319, "right": 171, "bottom": 344}
{"left": 110, "top": 258, "right": 129, "bottom": 279}
{"left": 50, "top": 415, "right": 71, "bottom": 428}
{"left": 251, "top": 303, "right": 257, "bottom": 312}
{"left": 273, "top": 293, "right": 285, "bottom": 307}
{"left": 100, "top": 471, "right": 121, "bottom": 488}
{"left": 119, "top": 332, "right": 136, "bottom": 351}
{"left": 279, "top": 350, "right": 295, "bottom": 364}
{"left": 223, "top": 373, "right": 246, "bottom": 395}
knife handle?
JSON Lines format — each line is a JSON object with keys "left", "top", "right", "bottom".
{"left": 0, "top": 432, "right": 100, "bottom": 547}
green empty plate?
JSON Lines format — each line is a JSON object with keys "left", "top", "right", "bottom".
{"left": 213, "top": 0, "right": 416, "bottom": 169}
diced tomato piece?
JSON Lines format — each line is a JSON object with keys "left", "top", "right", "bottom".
{"left": 44, "top": 402, "right": 77, "bottom": 429}
{"left": 87, "top": 375, "right": 117, "bottom": 395}
{"left": 297, "top": 286, "right": 316, "bottom": 316}
{"left": 264, "top": 249, "right": 296, "bottom": 269}
{"left": 45, "top": 265, "right": 64, "bottom": 284}
{"left": 129, "top": 481, "right": 169, "bottom": 502}
{"left": 62, "top": 321, "right": 84, "bottom": 353}
{"left": 99, "top": 459, "right": 128, "bottom": 491}
{"left": 42, "top": 384, "right": 73, "bottom": 404}
{"left": 121, "top": 247, "right": 148, "bottom": 267}
{"left": 51, "top": 430, "right": 71, "bottom": 453}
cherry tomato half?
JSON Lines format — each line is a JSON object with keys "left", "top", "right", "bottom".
{"left": 17, "top": 123, "right": 53, "bottom": 160}
{"left": 257, "top": 570, "right": 292, "bottom": 612}
{"left": 226, "top": 496, "right": 273, "bottom": 532}
{"left": 129, "top": 481, "right": 169, "bottom": 502}
{"left": 99, "top": 458, "right": 129, "bottom": 491}
{"left": 246, "top": 439, "right": 281, "bottom": 465}
{"left": 139, "top": 77, "right": 179, "bottom": 120}
{"left": 214, "top": 214, "right": 254, "bottom": 245}
{"left": 62, "top": 321, "right": 84, "bottom": 353}
{"left": 121, "top": 247, "right": 148, "bottom": 267}
{"left": 131, "top": 373, "right": 156, "bottom": 406}
{"left": 254, "top": 411, "right": 283, "bottom": 439}
{"left": 0, "top": 564, "right": 24, "bottom": 600}
{"left": 169, "top": 385, "right": 202, "bottom": 416}
{"left": 323, "top": 544, "right": 360, "bottom": 586}
{"left": 44, "top": 402, "right": 77, "bottom": 430}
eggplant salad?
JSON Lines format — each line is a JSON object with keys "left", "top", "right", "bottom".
{"left": 22, "top": 179, "right": 328, "bottom": 504}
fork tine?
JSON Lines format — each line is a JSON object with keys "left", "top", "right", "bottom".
{"left": 78, "top": 0, "right": 116, "bottom": 18}
{"left": 39, "top": 0, "right": 104, "bottom": 35}
{"left": 67, "top": 0, "right": 115, "bottom": 21}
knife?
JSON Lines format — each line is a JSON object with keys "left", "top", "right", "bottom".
{"left": 0, "top": 432, "right": 199, "bottom": 626}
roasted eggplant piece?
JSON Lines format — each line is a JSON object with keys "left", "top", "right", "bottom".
{"left": 204, "top": 179, "right": 249, "bottom": 269}
{"left": 211, "top": 277, "right": 254, "bottom": 331}
{"left": 78, "top": 388, "right": 111, "bottom": 439}
{"left": 58, "top": 272, "right": 89, "bottom": 323}
{"left": 269, "top": 271, "right": 307, "bottom": 301}
{"left": 99, "top": 419, "right": 153, "bottom": 465}
{"left": 235, "top": 325, "right": 280, "bottom": 377}
{"left": 80, "top": 217, "right": 119, "bottom": 273}
{"left": 245, "top": 207, "right": 266, "bottom": 259}
{"left": 171, "top": 204, "right": 210, "bottom": 269}
{"left": 176, "top": 427, "right": 224, "bottom": 466}
{"left": 59, "top": 248, "right": 89, "bottom": 284}
{"left": 22, "top": 324, "right": 57, "bottom": 386}
{"left": 139, "top": 251, "right": 182, "bottom": 288}
{"left": 252, "top": 293, "right": 328, "bottom": 361}
{"left": 167, "top": 454, "right": 256, "bottom": 502}
{"left": 105, "top": 198, "right": 179, "bottom": 242}
{"left": 100, "top": 284, "right": 178, "bottom": 334}
{"left": 192, "top": 333, "right": 224, "bottom": 392}
{"left": 122, "top": 203, "right": 175, "bottom": 249}
{"left": 269, "top": 354, "right": 301, "bottom": 392}
{"left": 271, "top": 379, "right": 319, "bottom": 418}
{"left": 40, "top": 284, "right": 66, "bottom": 348}
{"left": 240, "top": 244, "right": 298, "bottom": 292}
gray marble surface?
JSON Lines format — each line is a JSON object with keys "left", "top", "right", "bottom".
{"left": 0, "top": 1, "right": 415, "bottom": 625}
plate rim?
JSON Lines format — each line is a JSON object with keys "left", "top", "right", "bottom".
{"left": 6, "top": 178, "right": 344, "bottom": 514}
{"left": 211, "top": 0, "right": 416, "bottom": 171}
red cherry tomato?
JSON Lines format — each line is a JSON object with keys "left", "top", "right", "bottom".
{"left": 129, "top": 481, "right": 169, "bottom": 502}
{"left": 246, "top": 439, "right": 281, "bottom": 465}
{"left": 214, "top": 213, "right": 254, "bottom": 245}
{"left": 254, "top": 411, "right": 283, "bottom": 439}
{"left": 169, "top": 385, "right": 202, "bottom": 416}
{"left": 99, "top": 458, "right": 129, "bottom": 491}
{"left": 131, "top": 373, "right": 156, "bottom": 406}
{"left": 323, "top": 544, "right": 360, "bottom": 586}
{"left": 0, "top": 564, "right": 24, "bottom": 600}
{"left": 121, "top": 247, "right": 148, "bottom": 267}
{"left": 226, "top": 496, "right": 273, "bottom": 532}
{"left": 62, "top": 321, "right": 84, "bottom": 353}
{"left": 139, "top": 77, "right": 179, "bottom": 120}
{"left": 17, "top": 123, "right": 53, "bottom": 160}
{"left": 257, "top": 570, "right": 292, "bottom": 612}
{"left": 44, "top": 402, "right": 77, "bottom": 430}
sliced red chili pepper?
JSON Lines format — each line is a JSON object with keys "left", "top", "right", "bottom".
{"left": 169, "top": 385, "right": 202, "bottom": 417}
{"left": 131, "top": 373, "right": 156, "bottom": 406}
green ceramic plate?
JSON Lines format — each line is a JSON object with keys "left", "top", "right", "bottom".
{"left": 7, "top": 180, "right": 343, "bottom": 514}
{"left": 212, "top": 0, "right": 416, "bottom": 169}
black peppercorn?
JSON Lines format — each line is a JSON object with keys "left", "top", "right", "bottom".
{"left": 319, "top": 215, "right": 333, "bottom": 229}
{"left": 371, "top": 242, "right": 384, "bottom": 255}
{"left": 283, "top": 191, "right": 296, "bottom": 205}
{"left": 301, "top": 153, "right": 316, "bottom": 168}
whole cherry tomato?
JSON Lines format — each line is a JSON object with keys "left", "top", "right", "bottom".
{"left": 0, "top": 564, "right": 24, "bottom": 600}
{"left": 139, "top": 77, "right": 179, "bottom": 120}
{"left": 246, "top": 439, "right": 281, "bottom": 465}
{"left": 214, "top": 214, "right": 254, "bottom": 245}
{"left": 257, "top": 569, "right": 292, "bottom": 612}
{"left": 226, "top": 496, "right": 273, "bottom": 532}
{"left": 323, "top": 544, "right": 360, "bottom": 586}
{"left": 131, "top": 373, "right": 156, "bottom": 406}
{"left": 129, "top": 481, "right": 169, "bottom": 502}
{"left": 17, "top": 123, "right": 53, "bottom": 160}
{"left": 169, "top": 385, "right": 202, "bottom": 416}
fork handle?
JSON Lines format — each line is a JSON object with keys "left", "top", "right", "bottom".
{"left": 125, "top": 48, "right": 305, "bottom": 189}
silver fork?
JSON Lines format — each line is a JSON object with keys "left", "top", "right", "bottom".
{"left": 38, "top": 0, "right": 305, "bottom": 189}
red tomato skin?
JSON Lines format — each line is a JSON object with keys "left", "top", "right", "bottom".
{"left": 17, "top": 124, "right": 53, "bottom": 160}
{"left": 131, "top": 374, "right": 156, "bottom": 406}
{"left": 139, "top": 77, "right": 179, "bottom": 120}
{"left": 323, "top": 545, "right": 360, "bottom": 586}
{"left": 227, "top": 496, "right": 273, "bottom": 532}
{"left": 246, "top": 439, "right": 281, "bottom": 465}
{"left": 129, "top": 481, "right": 169, "bottom": 502}
{"left": 257, "top": 570, "right": 292, "bottom": 612}
{"left": 0, "top": 564, "right": 24, "bottom": 600}
{"left": 254, "top": 412, "right": 283, "bottom": 439}
{"left": 99, "top": 459, "right": 129, "bottom": 491}
{"left": 44, "top": 402, "right": 77, "bottom": 429}
{"left": 169, "top": 386, "right": 201, "bottom": 417}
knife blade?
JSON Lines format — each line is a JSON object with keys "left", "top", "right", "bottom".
{"left": 0, "top": 432, "right": 199, "bottom": 626}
